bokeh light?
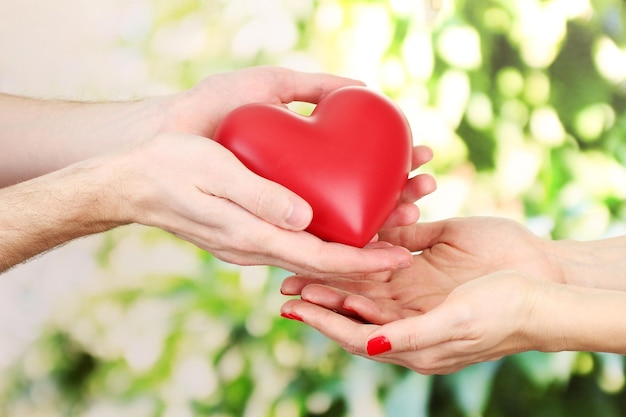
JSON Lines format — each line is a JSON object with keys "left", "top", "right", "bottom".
{"left": 1, "top": 0, "right": 626, "bottom": 416}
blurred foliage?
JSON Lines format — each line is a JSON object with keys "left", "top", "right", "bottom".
{"left": 3, "top": 0, "right": 626, "bottom": 416}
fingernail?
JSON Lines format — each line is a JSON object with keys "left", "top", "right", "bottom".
{"left": 343, "top": 304, "right": 356, "bottom": 313}
{"left": 285, "top": 199, "right": 312, "bottom": 229}
{"left": 397, "top": 261, "right": 411, "bottom": 269}
{"left": 367, "top": 336, "right": 391, "bottom": 356}
{"left": 281, "top": 312, "right": 303, "bottom": 322}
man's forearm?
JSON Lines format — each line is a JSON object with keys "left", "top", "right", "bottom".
{"left": 0, "top": 93, "right": 170, "bottom": 186}
{"left": 0, "top": 155, "right": 128, "bottom": 272}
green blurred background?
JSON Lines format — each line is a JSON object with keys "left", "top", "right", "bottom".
{"left": 1, "top": 0, "right": 626, "bottom": 416}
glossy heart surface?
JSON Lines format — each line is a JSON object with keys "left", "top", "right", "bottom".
{"left": 214, "top": 86, "right": 412, "bottom": 247}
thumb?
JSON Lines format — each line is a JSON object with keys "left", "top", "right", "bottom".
{"left": 379, "top": 221, "right": 447, "bottom": 252}
{"left": 365, "top": 307, "right": 454, "bottom": 356}
{"left": 216, "top": 150, "right": 313, "bottom": 231}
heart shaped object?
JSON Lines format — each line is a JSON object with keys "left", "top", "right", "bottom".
{"left": 214, "top": 86, "right": 412, "bottom": 247}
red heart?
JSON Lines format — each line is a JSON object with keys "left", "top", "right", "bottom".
{"left": 214, "top": 86, "right": 412, "bottom": 247}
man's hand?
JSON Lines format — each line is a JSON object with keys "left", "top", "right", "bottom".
{"left": 113, "top": 132, "right": 428, "bottom": 276}
{"left": 0, "top": 66, "right": 436, "bottom": 275}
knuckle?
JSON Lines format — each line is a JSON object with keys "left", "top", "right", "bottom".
{"left": 339, "top": 338, "right": 364, "bottom": 356}
{"left": 253, "top": 185, "right": 270, "bottom": 216}
{"left": 288, "top": 241, "right": 329, "bottom": 275}
{"left": 414, "top": 353, "right": 444, "bottom": 375}
{"left": 416, "top": 365, "right": 438, "bottom": 375}
{"left": 254, "top": 183, "right": 288, "bottom": 221}
{"left": 452, "top": 309, "right": 484, "bottom": 341}
{"left": 228, "top": 234, "right": 263, "bottom": 255}
{"left": 207, "top": 224, "right": 265, "bottom": 259}
{"left": 405, "top": 332, "right": 423, "bottom": 351}
{"left": 212, "top": 244, "right": 257, "bottom": 267}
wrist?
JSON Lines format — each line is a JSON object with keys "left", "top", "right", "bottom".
{"left": 550, "top": 237, "right": 626, "bottom": 290}
{"left": 534, "top": 283, "right": 626, "bottom": 354}
{"left": 0, "top": 156, "right": 130, "bottom": 271}
{"left": 71, "top": 154, "right": 137, "bottom": 227}
{"left": 119, "top": 96, "right": 172, "bottom": 145}
{"left": 99, "top": 135, "right": 176, "bottom": 231}
{"left": 36, "top": 155, "right": 133, "bottom": 232}
{"left": 158, "top": 86, "right": 222, "bottom": 138}
{"left": 525, "top": 280, "right": 574, "bottom": 353}
{"left": 550, "top": 239, "right": 588, "bottom": 287}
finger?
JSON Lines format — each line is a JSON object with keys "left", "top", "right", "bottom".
{"left": 263, "top": 232, "right": 414, "bottom": 276}
{"left": 300, "top": 284, "right": 365, "bottom": 319}
{"left": 342, "top": 294, "right": 407, "bottom": 324}
{"left": 281, "top": 275, "right": 324, "bottom": 295}
{"left": 220, "top": 216, "right": 414, "bottom": 276}
{"left": 281, "top": 299, "right": 377, "bottom": 357}
{"left": 298, "top": 279, "right": 390, "bottom": 306}
{"left": 283, "top": 260, "right": 395, "bottom": 289}
{"left": 279, "top": 68, "right": 365, "bottom": 104}
{"left": 282, "top": 301, "right": 470, "bottom": 374}
{"left": 341, "top": 294, "right": 391, "bottom": 325}
{"left": 280, "top": 264, "right": 393, "bottom": 296}
{"left": 378, "top": 221, "right": 448, "bottom": 252}
{"left": 207, "top": 213, "right": 414, "bottom": 276}
{"left": 210, "top": 147, "right": 313, "bottom": 231}
{"left": 410, "top": 145, "right": 434, "bottom": 171}
{"left": 365, "top": 306, "right": 454, "bottom": 356}
{"left": 364, "top": 240, "right": 394, "bottom": 249}
{"left": 380, "top": 203, "right": 420, "bottom": 229}
{"left": 281, "top": 275, "right": 368, "bottom": 296}
{"left": 399, "top": 173, "right": 437, "bottom": 204}
{"left": 287, "top": 282, "right": 403, "bottom": 325}
{"left": 382, "top": 174, "right": 436, "bottom": 230}
{"left": 190, "top": 160, "right": 415, "bottom": 275}
{"left": 160, "top": 157, "right": 412, "bottom": 275}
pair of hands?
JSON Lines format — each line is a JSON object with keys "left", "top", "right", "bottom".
{"left": 161, "top": 69, "right": 553, "bottom": 373}
{"left": 0, "top": 66, "right": 435, "bottom": 273}
{"left": 280, "top": 217, "right": 566, "bottom": 374}
{"left": 107, "top": 66, "right": 436, "bottom": 276}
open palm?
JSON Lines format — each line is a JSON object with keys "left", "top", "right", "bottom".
{"left": 281, "top": 216, "right": 562, "bottom": 323}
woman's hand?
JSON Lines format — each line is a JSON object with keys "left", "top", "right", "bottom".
{"left": 281, "top": 271, "right": 550, "bottom": 374}
{"left": 281, "top": 217, "right": 562, "bottom": 319}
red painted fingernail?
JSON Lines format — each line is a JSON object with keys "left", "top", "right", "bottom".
{"left": 281, "top": 312, "right": 303, "bottom": 322}
{"left": 367, "top": 336, "right": 391, "bottom": 356}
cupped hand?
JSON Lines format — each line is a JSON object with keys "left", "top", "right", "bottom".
{"left": 139, "top": 66, "right": 435, "bottom": 274}
{"left": 281, "top": 216, "right": 563, "bottom": 321}
{"left": 281, "top": 270, "right": 550, "bottom": 374}
{"left": 379, "top": 217, "right": 564, "bottom": 283}
{"left": 165, "top": 66, "right": 436, "bottom": 231}
{"left": 113, "top": 132, "right": 428, "bottom": 276}
{"left": 163, "top": 66, "right": 365, "bottom": 139}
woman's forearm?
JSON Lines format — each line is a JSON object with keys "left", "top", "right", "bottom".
{"left": 537, "top": 282, "right": 626, "bottom": 354}
{"left": 0, "top": 93, "right": 170, "bottom": 186}
{"left": 550, "top": 236, "right": 626, "bottom": 291}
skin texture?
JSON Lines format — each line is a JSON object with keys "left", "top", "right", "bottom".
{"left": 280, "top": 217, "right": 626, "bottom": 374}
{"left": 0, "top": 66, "right": 437, "bottom": 274}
